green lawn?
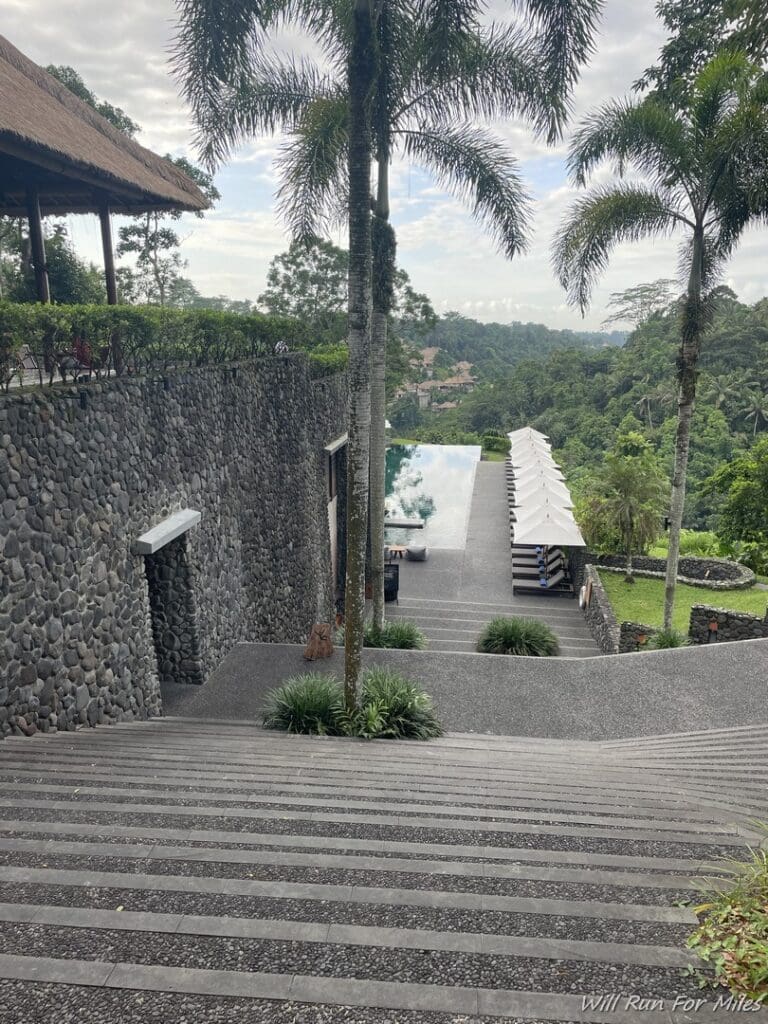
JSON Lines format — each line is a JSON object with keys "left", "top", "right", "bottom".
{"left": 598, "top": 570, "right": 768, "bottom": 632}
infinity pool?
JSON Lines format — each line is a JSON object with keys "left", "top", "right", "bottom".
{"left": 384, "top": 443, "right": 481, "bottom": 549}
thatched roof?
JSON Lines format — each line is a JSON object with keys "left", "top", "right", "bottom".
{"left": 0, "top": 35, "right": 208, "bottom": 216}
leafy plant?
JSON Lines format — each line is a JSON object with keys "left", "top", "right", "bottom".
{"left": 262, "top": 673, "right": 344, "bottom": 735}
{"left": 363, "top": 620, "right": 426, "bottom": 650}
{"left": 687, "top": 823, "right": 768, "bottom": 1001}
{"left": 477, "top": 617, "right": 559, "bottom": 657}
{"left": 647, "top": 627, "right": 691, "bottom": 649}
{"left": 357, "top": 667, "right": 443, "bottom": 740}
{"left": 263, "top": 668, "right": 442, "bottom": 741}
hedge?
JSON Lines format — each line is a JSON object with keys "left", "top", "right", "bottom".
{"left": 0, "top": 302, "right": 335, "bottom": 390}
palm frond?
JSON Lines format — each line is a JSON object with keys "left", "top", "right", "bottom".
{"left": 276, "top": 94, "right": 349, "bottom": 241}
{"left": 690, "top": 48, "right": 754, "bottom": 138}
{"left": 194, "top": 56, "right": 338, "bottom": 169}
{"left": 554, "top": 185, "right": 679, "bottom": 313}
{"left": 569, "top": 97, "right": 694, "bottom": 194}
{"left": 401, "top": 124, "right": 531, "bottom": 260}
{"left": 404, "top": 23, "right": 565, "bottom": 142}
{"left": 515, "top": 0, "right": 603, "bottom": 99}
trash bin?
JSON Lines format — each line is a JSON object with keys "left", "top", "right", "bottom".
{"left": 383, "top": 563, "right": 399, "bottom": 603}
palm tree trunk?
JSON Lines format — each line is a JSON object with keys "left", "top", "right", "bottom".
{"left": 370, "top": 158, "right": 395, "bottom": 630}
{"left": 343, "top": 0, "right": 376, "bottom": 711}
{"left": 625, "top": 527, "right": 634, "bottom": 583}
{"left": 663, "top": 226, "right": 704, "bottom": 630}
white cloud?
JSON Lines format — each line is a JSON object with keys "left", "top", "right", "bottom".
{"left": 5, "top": 1, "right": 768, "bottom": 329}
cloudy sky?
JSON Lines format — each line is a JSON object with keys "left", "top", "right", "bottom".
{"left": 5, "top": 0, "right": 768, "bottom": 329}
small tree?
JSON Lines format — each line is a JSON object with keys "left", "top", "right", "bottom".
{"left": 579, "top": 431, "right": 668, "bottom": 582}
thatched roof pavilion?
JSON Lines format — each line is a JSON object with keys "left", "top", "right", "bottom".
{"left": 0, "top": 34, "right": 209, "bottom": 302}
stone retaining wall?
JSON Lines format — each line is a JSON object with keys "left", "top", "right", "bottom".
{"left": 592, "top": 554, "right": 754, "bottom": 589}
{"left": 0, "top": 355, "right": 346, "bottom": 739}
{"left": 689, "top": 604, "right": 768, "bottom": 645}
{"left": 582, "top": 565, "right": 620, "bottom": 654}
{"left": 618, "top": 621, "right": 659, "bottom": 653}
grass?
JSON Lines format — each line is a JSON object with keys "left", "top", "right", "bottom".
{"left": 482, "top": 449, "right": 507, "bottom": 461}
{"left": 598, "top": 571, "right": 768, "bottom": 632}
{"left": 477, "top": 616, "right": 560, "bottom": 657}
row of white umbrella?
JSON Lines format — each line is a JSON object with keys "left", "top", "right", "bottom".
{"left": 506, "top": 428, "right": 586, "bottom": 547}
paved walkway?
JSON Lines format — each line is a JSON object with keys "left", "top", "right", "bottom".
{"left": 0, "top": 720, "right": 766, "bottom": 1021}
{"left": 389, "top": 462, "right": 599, "bottom": 656}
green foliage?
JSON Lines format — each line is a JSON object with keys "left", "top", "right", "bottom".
{"left": 306, "top": 343, "right": 349, "bottom": 378}
{"left": 45, "top": 65, "right": 140, "bottom": 136}
{"left": 705, "top": 439, "right": 768, "bottom": 571}
{"left": 262, "top": 673, "right": 344, "bottom": 735}
{"left": 477, "top": 617, "right": 560, "bottom": 657}
{"left": 0, "top": 302, "right": 318, "bottom": 390}
{"left": 363, "top": 620, "right": 426, "bottom": 650}
{"left": 687, "top": 823, "right": 768, "bottom": 1002}
{"left": 345, "top": 668, "right": 443, "bottom": 740}
{"left": 576, "top": 431, "right": 668, "bottom": 578}
{"left": 647, "top": 628, "right": 691, "bottom": 649}
{"left": 481, "top": 431, "right": 509, "bottom": 453}
{"left": 1, "top": 223, "right": 106, "bottom": 306}
{"left": 597, "top": 572, "right": 768, "bottom": 632}
{"left": 652, "top": 530, "right": 721, "bottom": 558}
{"left": 262, "top": 668, "right": 442, "bottom": 740}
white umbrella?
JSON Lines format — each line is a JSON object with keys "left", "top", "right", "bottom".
{"left": 513, "top": 509, "right": 586, "bottom": 547}
{"left": 513, "top": 480, "right": 574, "bottom": 507}
{"left": 512, "top": 465, "right": 565, "bottom": 484}
{"left": 508, "top": 427, "right": 549, "bottom": 442}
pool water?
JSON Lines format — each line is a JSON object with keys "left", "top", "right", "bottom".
{"left": 384, "top": 444, "right": 481, "bottom": 549}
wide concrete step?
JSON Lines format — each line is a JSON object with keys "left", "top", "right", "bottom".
{"left": 0, "top": 720, "right": 761, "bottom": 1022}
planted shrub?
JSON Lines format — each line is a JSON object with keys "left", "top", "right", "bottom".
{"left": 687, "top": 823, "right": 768, "bottom": 1001}
{"left": 263, "top": 668, "right": 442, "bottom": 740}
{"left": 262, "top": 673, "right": 344, "bottom": 735}
{"left": 364, "top": 620, "right": 426, "bottom": 650}
{"left": 356, "top": 667, "right": 443, "bottom": 739}
{"left": 477, "top": 616, "right": 559, "bottom": 657}
{"left": 0, "top": 301, "right": 322, "bottom": 390}
{"left": 647, "top": 628, "right": 691, "bottom": 649}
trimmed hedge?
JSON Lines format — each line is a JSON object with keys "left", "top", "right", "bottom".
{"left": 0, "top": 302, "right": 342, "bottom": 389}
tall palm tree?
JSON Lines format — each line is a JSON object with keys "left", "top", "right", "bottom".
{"left": 554, "top": 51, "right": 768, "bottom": 630}
{"left": 741, "top": 388, "right": 768, "bottom": 438}
{"left": 175, "top": 0, "right": 380, "bottom": 703}
{"left": 199, "top": 0, "right": 600, "bottom": 627}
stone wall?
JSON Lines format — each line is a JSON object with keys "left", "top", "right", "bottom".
{"left": 144, "top": 535, "right": 205, "bottom": 687}
{"left": 0, "top": 355, "right": 346, "bottom": 738}
{"left": 591, "top": 554, "right": 754, "bottom": 589}
{"left": 618, "top": 621, "right": 659, "bottom": 654}
{"left": 581, "top": 564, "right": 620, "bottom": 654}
{"left": 689, "top": 603, "right": 768, "bottom": 645}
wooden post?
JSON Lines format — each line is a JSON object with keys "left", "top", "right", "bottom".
{"left": 99, "top": 202, "right": 118, "bottom": 305}
{"left": 25, "top": 187, "right": 50, "bottom": 303}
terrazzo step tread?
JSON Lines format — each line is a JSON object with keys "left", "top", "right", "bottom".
{"left": 1, "top": 788, "right": 726, "bottom": 833}
{"left": 0, "top": 954, "right": 740, "bottom": 1023}
{"left": 0, "top": 821, "right": 717, "bottom": 872}
{"left": 0, "top": 838, "right": 707, "bottom": 890}
{"left": 0, "top": 796, "right": 737, "bottom": 844}
{"left": 425, "top": 640, "right": 598, "bottom": 657}
{"left": 0, "top": 866, "right": 699, "bottom": 922}
{"left": 0, "top": 903, "right": 694, "bottom": 967}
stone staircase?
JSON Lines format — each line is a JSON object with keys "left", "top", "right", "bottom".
{"left": 0, "top": 718, "right": 766, "bottom": 1022}
{"left": 388, "top": 594, "right": 600, "bottom": 657}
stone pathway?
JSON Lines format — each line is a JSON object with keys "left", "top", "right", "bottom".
{"left": 388, "top": 462, "right": 599, "bottom": 656}
{"left": 0, "top": 718, "right": 766, "bottom": 1022}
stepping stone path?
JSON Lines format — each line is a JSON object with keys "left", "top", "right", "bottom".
{"left": 0, "top": 718, "right": 766, "bottom": 1022}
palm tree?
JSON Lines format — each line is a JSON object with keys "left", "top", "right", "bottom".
{"left": 633, "top": 374, "right": 654, "bottom": 428}
{"left": 200, "top": 1, "right": 600, "bottom": 627}
{"left": 741, "top": 388, "right": 768, "bottom": 438}
{"left": 554, "top": 51, "right": 768, "bottom": 630}
{"left": 700, "top": 371, "right": 759, "bottom": 410}
{"left": 174, "top": 0, "right": 379, "bottom": 705}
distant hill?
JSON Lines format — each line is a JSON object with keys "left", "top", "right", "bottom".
{"left": 402, "top": 312, "right": 626, "bottom": 378}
